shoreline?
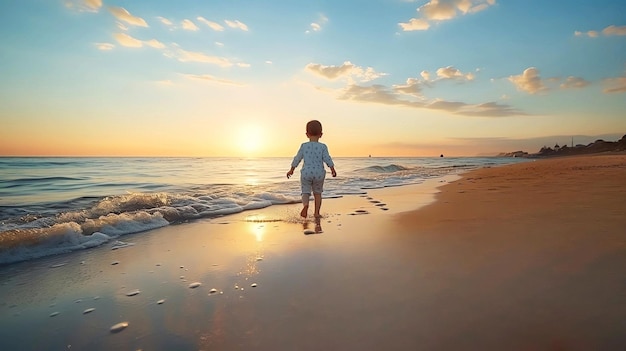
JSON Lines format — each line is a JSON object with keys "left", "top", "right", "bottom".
{"left": 1, "top": 154, "right": 624, "bottom": 350}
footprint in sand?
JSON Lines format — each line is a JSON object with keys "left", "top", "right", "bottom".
{"left": 349, "top": 209, "right": 369, "bottom": 215}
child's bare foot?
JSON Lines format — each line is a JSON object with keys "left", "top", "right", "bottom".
{"left": 300, "top": 206, "right": 309, "bottom": 218}
{"left": 314, "top": 213, "right": 322, "bottom": 218}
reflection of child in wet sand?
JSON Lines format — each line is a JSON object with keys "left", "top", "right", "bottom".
{"left": 286, "top": 120, "right": 337, "bottom": 218}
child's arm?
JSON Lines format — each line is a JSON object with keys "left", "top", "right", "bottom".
{"left": 287, "top": 144, "right": 304, "bottom": 178}
{"left": 330, "top": 166, "right": 337, "bottom": 177}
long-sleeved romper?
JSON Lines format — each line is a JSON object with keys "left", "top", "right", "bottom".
{"left": 291, "top": 141, "right": 334, "bottom": 195}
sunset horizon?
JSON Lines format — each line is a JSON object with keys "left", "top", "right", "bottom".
{"left": 1, "top": 0, "right": 625, "bottom": 158}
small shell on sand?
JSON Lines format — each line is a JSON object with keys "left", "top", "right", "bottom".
{"left": 209, "top": 288, "right": 218, "bottom": 294}
{"left": 49, "top": 312, "right": 59, "bottom": 317}
{"left": 111, "top": 261, "right": 119, "bottom": 265}
{"left": 188, "top": 282, "right": 202, "bottom": 289}
{"left": 251, "top": 283, "right": 258, "bottom": 288}
{"left": 110, "top": 322, "right": 129, "bottom": 333}
{"left": 125, "top": 290, "right": 140, "bottom": 297}
{"left": 83, "top": 308, "right": 95, "bottom": 314}
{"left": 157, "top": 299, "right": 165, "bottom": 304}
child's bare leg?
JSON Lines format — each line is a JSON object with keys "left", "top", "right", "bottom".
{"left": 300, "top": 193, "right": 310, "bottom": 218}
{"left": 313, "top": 193, "right": 322, "bottom": 218}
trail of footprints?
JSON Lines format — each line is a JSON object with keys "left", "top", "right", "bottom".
{"left": 348, "top": 195, "right": 389, "bottom": 215}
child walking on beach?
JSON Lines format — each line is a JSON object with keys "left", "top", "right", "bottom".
{"left": 287, "top": 120, "right": 337, "bottom": 218}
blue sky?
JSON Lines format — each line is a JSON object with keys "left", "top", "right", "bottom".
{"left": 1, "top": 0, "right": 625, "bottom": 157}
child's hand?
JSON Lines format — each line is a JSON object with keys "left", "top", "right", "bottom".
{"left": 286, "top": 170, "right": 293, "bottom": 179}
{"left": 331, "top": 169, "right": 337, "bottom": 177}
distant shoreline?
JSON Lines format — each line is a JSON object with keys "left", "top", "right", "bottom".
{"left": 497, "top": 134, "right": 626, "bottom": 158}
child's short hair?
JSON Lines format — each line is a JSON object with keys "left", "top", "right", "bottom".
{"left": 306, "top": 120, "right": 323, "bottom": 136}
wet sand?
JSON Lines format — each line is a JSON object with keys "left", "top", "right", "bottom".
{"left": 0, "top": 154, "right": 624, "bottom": 350}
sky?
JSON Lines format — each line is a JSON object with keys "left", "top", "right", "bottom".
{"left": 1, "top": 0, "right": 625, "bottom": 157}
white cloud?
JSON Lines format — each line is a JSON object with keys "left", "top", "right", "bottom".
{"left": 435, "top": 66, "right": 474, "bottom": 81}
{"left": 197, "top": 17, "right": 225, "bottom": 31}
{"left": 225, "top": 20, "right": 249, "bottom": 31}
{"left": 398, "top": 18, "right": 430, "bottom": 31}
{"left": 305, "top": 61, "right": 387, "bottom": 82}
{"left": 508, "top": 67, "right": 547, "bottom": 94}
{"left": 181, "top": 19, "right": 199, "bottom": 31}
{"left": 94, "top": 42, "right": 114, "bottom": 51}
{"left": 399, "top": 0, "right": 495, "bottom": 32}
{"left": 109, "top": 7, "right": 148, "bottom": 27}
{"left": 65, "top": 0, "right": 102, "bottom": 12}
{"left": 560, "top": 76, "right": 590, "bottom": 89}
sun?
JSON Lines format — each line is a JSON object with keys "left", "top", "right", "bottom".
{"left": 236, "top": 124, "right": 264, "bottom": 155}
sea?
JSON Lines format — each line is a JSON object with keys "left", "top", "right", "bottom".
{"left": 0, "top": 157, "right": 529, "bottom": 265}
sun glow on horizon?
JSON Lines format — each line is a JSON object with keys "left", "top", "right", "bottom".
{"left": 236, "top": 124, "right": 265, "bottom": 156}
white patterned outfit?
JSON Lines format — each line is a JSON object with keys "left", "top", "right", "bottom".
{"left": 290, "top": 141, "right": 334, "bottom": 195}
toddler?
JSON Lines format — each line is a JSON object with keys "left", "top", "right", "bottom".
{"left": 286, "top": 120, "right": 336, "bottom": 218}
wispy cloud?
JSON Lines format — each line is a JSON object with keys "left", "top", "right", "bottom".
{"left": 224, "top": 20, "right": 249, "bottom": 31}
{"left": 94, "top": 42, "right": 114, "bottom": 51}
{"left": 109, "top": 7, "right": 148, "bottom": 27}
{"left": 176, "top": 49, "right": 238, "bottom": 67}
{"left": 392, "top": 78, "right": 423, "bottom": 96}
{"left": 181, "top": 19, "right": 199, "bottom": 31}
{"left": 338, "top": 83, "right": 523, "bottom": 117}
{"left": 65, "top": 0, "right": 102, "bottom": 13}
{"left": 305, "top": 61, "right": 387, "bottom": 83}
{"left": 306, "top": 14, "right": 329, "bottom": 33}
{"left": 157, "top": 16, "right": 174, "bottom": 27}
{"left": 399, "top": 0, "right": 496, "bottom": 32}
{"left": 184, "top": 74, "right": 246, "bottom": 86}
{"left": 113, "top": 33, "right": 164, "bottom": 49}
{"left": 306, "top": 61, "right": 523, "bottom": 117}
{"left": 603, "top": 75, "right": 626, "bottom": 93}
{"left": 508, "top": 67, "right": 548, "bottom": 94}
{"left": 560, "top": 76, "right": 590, "bottom": 89}
{"left": 113, "top": 33, "right": 143, "bottom": 47}
{"left": 575, "top": 25, "right": 626, "bottom": 37}
{"left": 145, "top": 39, "right": 166, "bottom": 49}
{"left": 197, "top": 17, "right": 224, "bottom": 31}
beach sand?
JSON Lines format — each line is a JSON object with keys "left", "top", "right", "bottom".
{"left": 1, "top": 155, "right": 624, "bottom": 350}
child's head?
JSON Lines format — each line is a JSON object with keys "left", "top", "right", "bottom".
{"left": 306, "top": 120, "right": 323, "bottom": 137}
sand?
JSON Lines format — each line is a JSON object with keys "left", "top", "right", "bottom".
{"left": 0, "top": 154, "right": 624, "bottom": 351}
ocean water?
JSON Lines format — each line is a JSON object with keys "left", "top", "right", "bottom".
{"left": 0, "top": 157, "right": 528, "bottom": 265}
